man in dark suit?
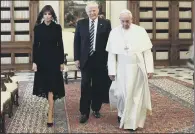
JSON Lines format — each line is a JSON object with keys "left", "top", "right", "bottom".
{"left": 74, "top": 2, "right": 112, "bottom": 123}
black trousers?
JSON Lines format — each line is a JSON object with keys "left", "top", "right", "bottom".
{"left": 80, "top": 53, "right": 104, "bottom": 116}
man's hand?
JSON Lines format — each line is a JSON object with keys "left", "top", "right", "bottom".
{"left": 60, "top": 64, "right": 64, "bottom": 71}
{"left": 75, "top": 60, "right": 80, "bottom": 69}
{"left": 148, "top": 73, "right": 153, "bottom": 79}
{"left": 109, "top": 75, "right": 115, "bottom": 81}
{"left": 32, "top": 63, "right": 37, "bottom": 72}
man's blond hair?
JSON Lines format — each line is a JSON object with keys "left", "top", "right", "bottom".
{"left": 85, "top": 1, "right": 99, "bottom": 13}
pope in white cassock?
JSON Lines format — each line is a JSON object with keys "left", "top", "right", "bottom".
{"left": 106, "top": 9, "right": 154, "bottom": 131}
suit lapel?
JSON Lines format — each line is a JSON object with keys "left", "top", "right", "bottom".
{"left": 96, "top": 18, "right": 103, "bottom": 44}
{"left": 85, "top": 18, "right": 90, "bottom": 37}
{"left": 97, "top": 18, "right": 103, "bottom": 34}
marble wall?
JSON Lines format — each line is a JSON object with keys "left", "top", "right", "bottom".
{"left": 106, "top": 1, "right": 127, "bottom": 28}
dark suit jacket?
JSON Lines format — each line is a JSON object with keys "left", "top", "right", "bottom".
{"left": 74, "top": 17, "right": 111, "bottom": 69}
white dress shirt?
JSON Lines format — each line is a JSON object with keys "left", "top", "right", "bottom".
{"left": 89, "top": 17, "right": 98, "bottom": 51}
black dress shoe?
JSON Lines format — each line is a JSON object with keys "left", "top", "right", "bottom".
{"left": 79, "top": 114, "right": 88, "bottom": 123}
{"left": 92, "top": 111, "right": 101, "bottom": 118}
{"left": 129, "top": 129, "right": 136, "bottom": 132}
{"left": 117, "top": 116, "right": 121, "bottom": 123}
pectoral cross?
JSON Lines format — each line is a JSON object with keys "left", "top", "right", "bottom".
{"left": 124, "top": 39, "right": 129, "bottom": 51}
{"left": 124, "top": 45, "right": 129, "bottom": 51}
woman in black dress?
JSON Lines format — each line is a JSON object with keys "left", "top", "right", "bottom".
{"left": 32, "top": 5, "right": 65, "bottom": 127}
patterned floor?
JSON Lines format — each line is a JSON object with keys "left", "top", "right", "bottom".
{"left": 62, "top": 66, "right": 194, "bottom": 85}
{"left": 64, "top": 76, "right": 194, "bottom": 133}
{"left": 4, "top": 66, "right": 194, "bottom": 133}
{"left": 5, "top": 82, "right": 68, "bottom": 133}
{"left": 15, "top": 66, "right": 194, "bottom": 85}
{"left": 154, "top": 66, "right": 194, "bottom": 85}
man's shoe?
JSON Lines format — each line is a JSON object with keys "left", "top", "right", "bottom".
{"left": 79, "top": 114, "right": 88, "bottom": 123}
{"left": 117, "top": 116, "right": 121, "bottom": 123}
{"left": 129, "top": 129, "right": 136, "bottom": 132}
{"left": 92, "top": 111, "right": 101, "bottom": 118}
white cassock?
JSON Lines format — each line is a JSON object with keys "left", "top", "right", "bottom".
{"left": 106, "top": 24, "right": 154, "bottom": 130}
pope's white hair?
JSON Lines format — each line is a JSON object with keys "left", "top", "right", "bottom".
{"left": 120, "top": 9, "right": 133, "bottom": 18}
{"left": 85, "top": 1, "right": 99, "bottom": 13}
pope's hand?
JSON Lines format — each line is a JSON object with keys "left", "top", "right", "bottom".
{"left": 148, "top": 73, "right": 153, "bottom": 79}
{"left": 32, "top": 63, "right": 37, "bottom": 72}
{"left": 60, "top": 64, "right": 64, "bottom": 71}
{"left": 109, "top": 75, "right": 115, "bottom": 81}
{"left": 75, "top": 60, "right": 80, "bottom": 69}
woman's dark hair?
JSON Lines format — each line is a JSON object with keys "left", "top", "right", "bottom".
{"left": 35, "top": 5, "right": 57, "bottom": 25}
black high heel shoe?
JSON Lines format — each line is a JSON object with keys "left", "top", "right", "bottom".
{"left": 47, "top": 122, "right": 53, "bottom": 127}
